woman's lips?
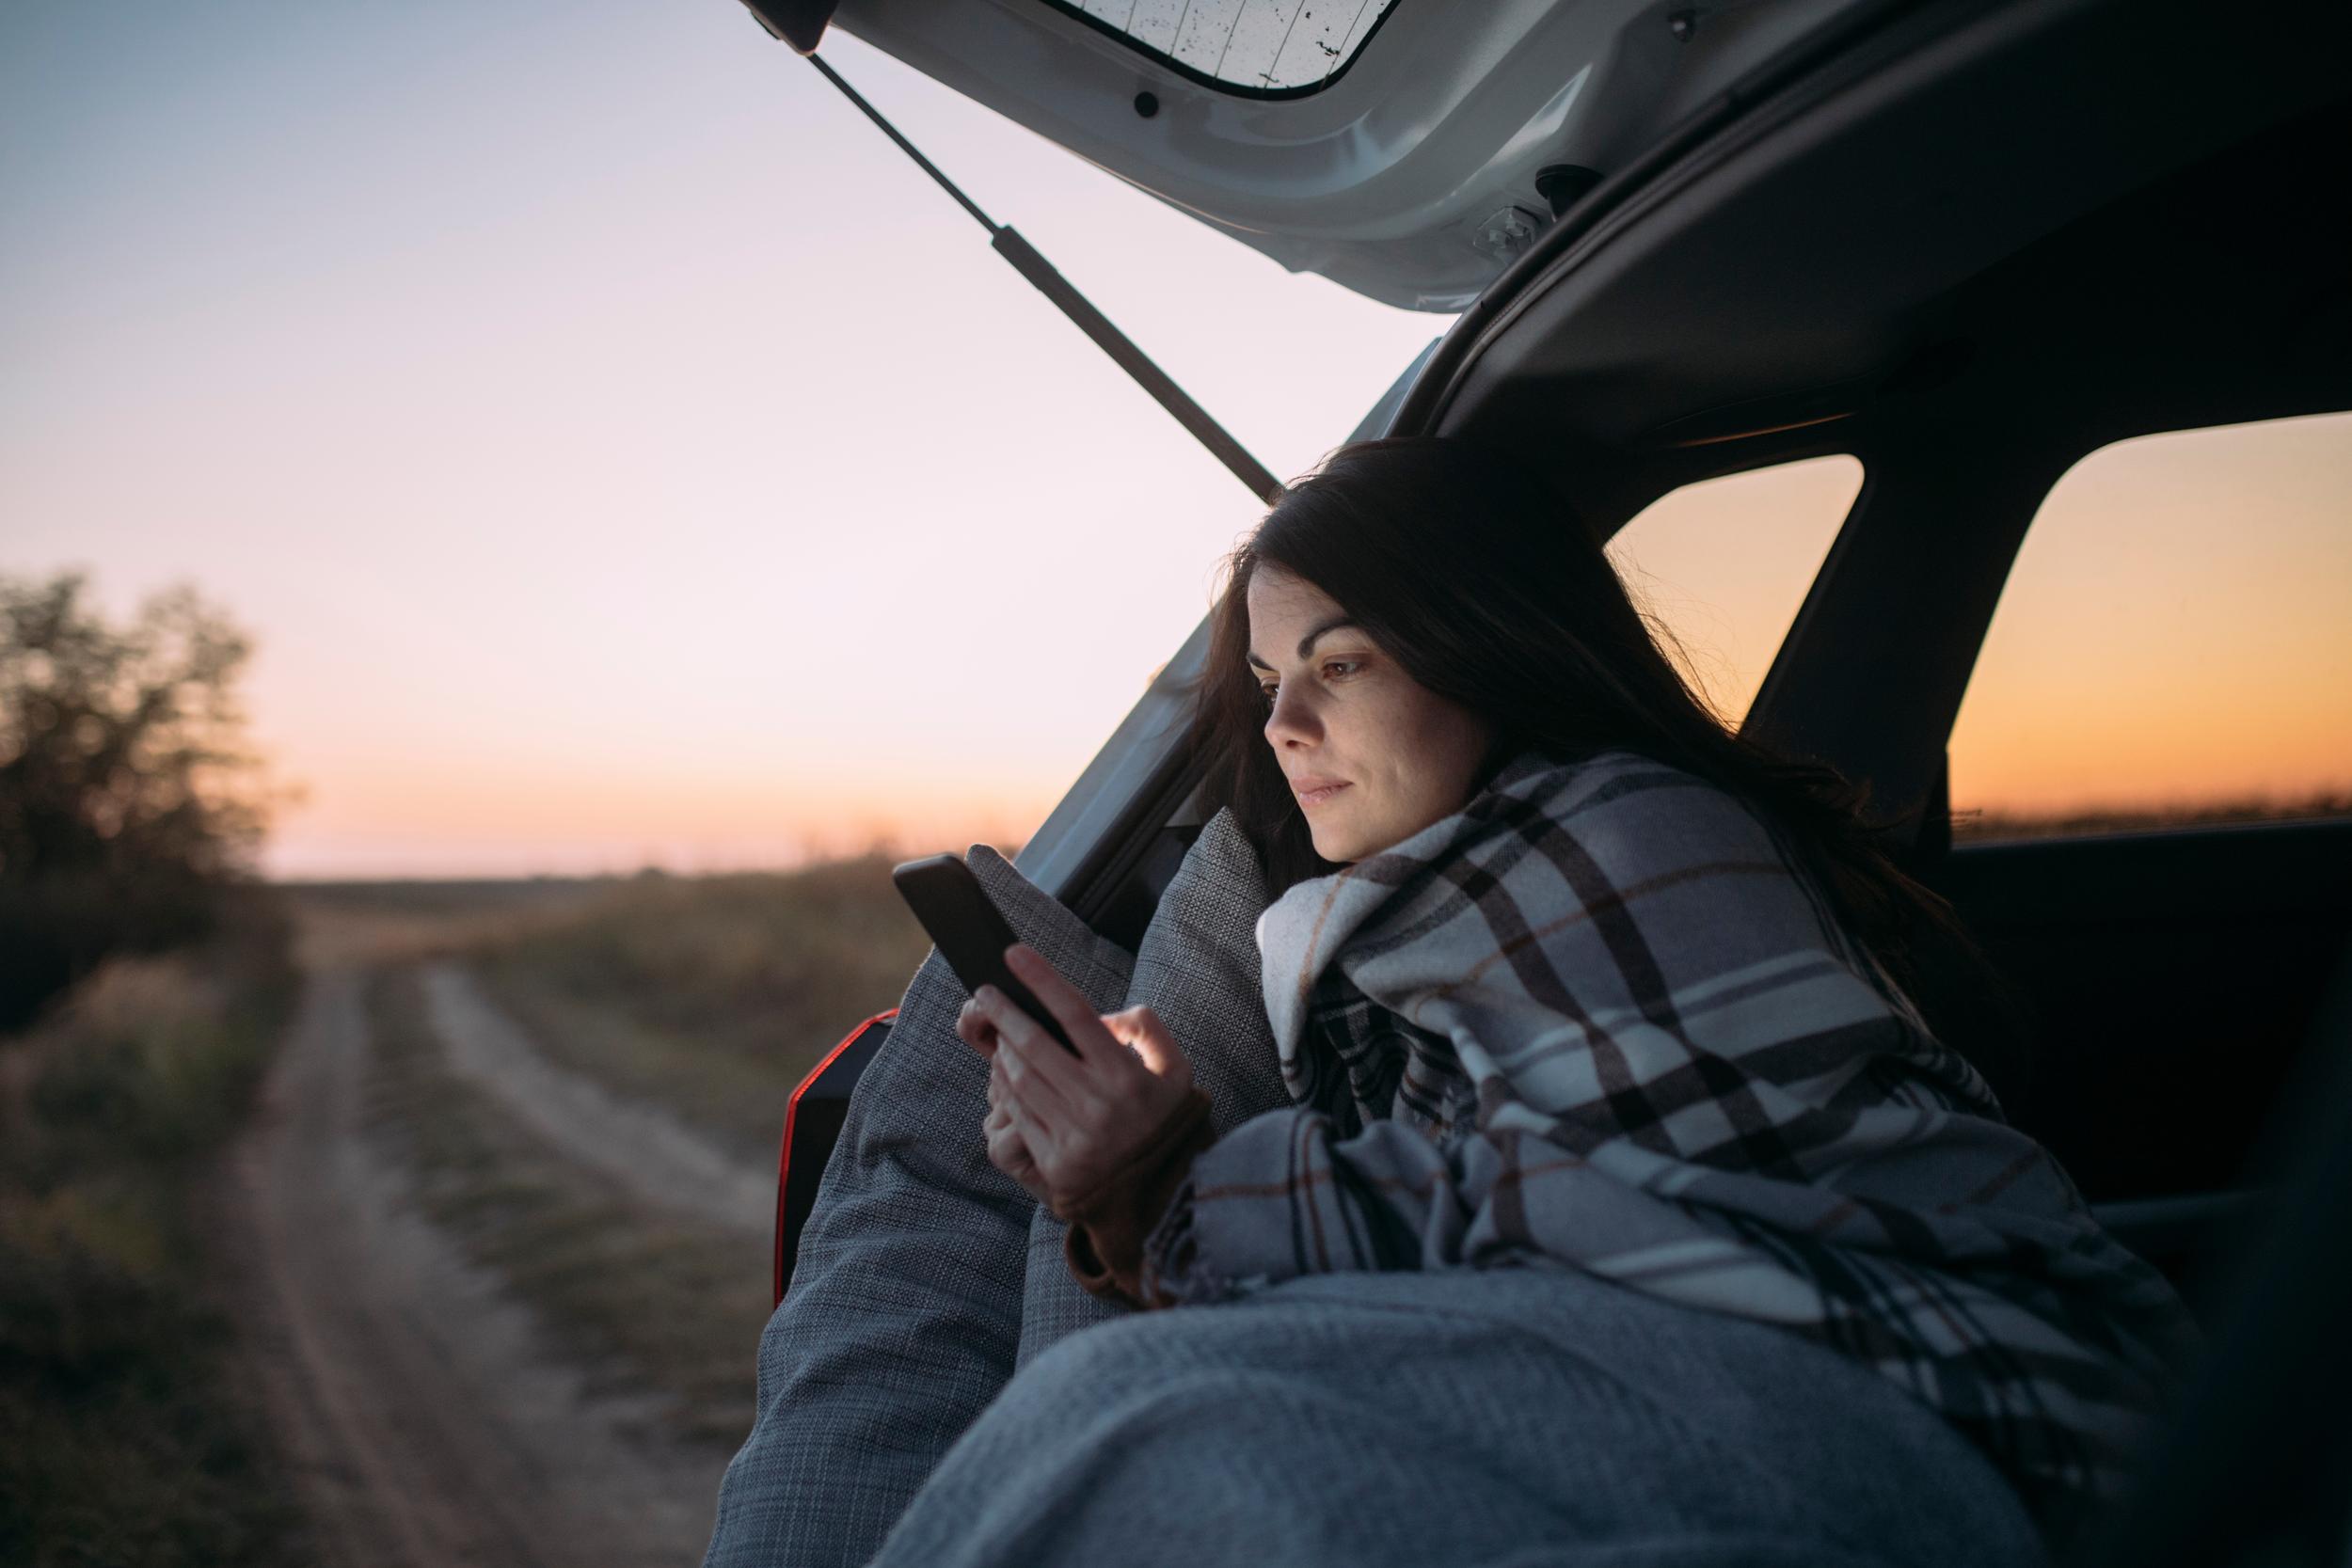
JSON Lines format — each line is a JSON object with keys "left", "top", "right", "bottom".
{"left": 1294, "top": 780, "right": 1351, "bottom": 809}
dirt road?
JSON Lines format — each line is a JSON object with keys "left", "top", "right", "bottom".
{"left": 219, "top": 967, "right": 732, "bottom": 1568}
{"left": 421, "top": 962, "right": 771, "bottom": 1237}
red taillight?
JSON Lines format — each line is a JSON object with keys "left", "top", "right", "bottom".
{"left": 775, "top": 1008, "right": 898, "bottom": 1307}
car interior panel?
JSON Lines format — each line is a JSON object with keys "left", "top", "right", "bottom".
{"left": 1942, "top": 821, "right": 2352, "bottom": 1212}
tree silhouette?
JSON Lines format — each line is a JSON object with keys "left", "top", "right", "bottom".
{"left": 0, "top": 572, "right": 280, "bottom": 1030}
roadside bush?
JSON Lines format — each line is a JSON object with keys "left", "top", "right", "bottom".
{"left": 0, "top": 572, "right": 284, "bottom": 1031}
{"left": 0, "top": 891, "right": 298, "bottom": 1567}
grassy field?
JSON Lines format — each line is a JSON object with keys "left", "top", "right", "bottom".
{"left": 0, "top": 894, "right": 301, "bottom": 1568}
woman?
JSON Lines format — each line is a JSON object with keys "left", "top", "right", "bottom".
{"left": 914, "top": 436, "right": 2197, "bottom": 1566}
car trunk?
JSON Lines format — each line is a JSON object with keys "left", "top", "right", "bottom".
{"left": 780, "top": 0, "right": 1877, "bottom": 309}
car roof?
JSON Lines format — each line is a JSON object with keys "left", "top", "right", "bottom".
{"left": 1398, "top": 0, "right": 2352, "bottom": 519}
{"left": 818, "top": 0, "right": 1882, "bottom": 310}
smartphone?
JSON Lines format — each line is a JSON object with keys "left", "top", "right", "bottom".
{"left": 891, "top": 853, "right": 1080, "bottom": 1054}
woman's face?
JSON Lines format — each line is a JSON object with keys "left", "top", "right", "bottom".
{"left": 1247, "top": 563, "right": 1495, "bottom": 864}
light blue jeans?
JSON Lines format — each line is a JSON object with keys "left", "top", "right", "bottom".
{"left": 868, "top": 1264, "right": 2050, "bottom": 1568}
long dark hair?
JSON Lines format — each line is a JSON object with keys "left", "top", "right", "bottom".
{"left": 1185, "top": 435, "right": 2028, "bottom": 1100}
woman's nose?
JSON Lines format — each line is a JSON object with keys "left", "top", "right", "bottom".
{"left": 1263, "top": 682, "right": 1320, "bottom": 747}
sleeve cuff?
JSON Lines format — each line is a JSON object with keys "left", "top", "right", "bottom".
{"left": 1060, "top": 1087, "right": 1216, "bottom": 1307}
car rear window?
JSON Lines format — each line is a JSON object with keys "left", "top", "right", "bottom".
{"left": 1041, "top": 0, "right": 1400, "bottom": 95}
{"left": 1604, "top": 454, "right": 1865, "bottom": 730}
{"left": 1947, "top": 410, "right": 2352, "bottom": 841}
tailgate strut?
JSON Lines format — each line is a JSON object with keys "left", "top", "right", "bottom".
{"left": 800, "top": 54, "right": 1286, "bottom": 508}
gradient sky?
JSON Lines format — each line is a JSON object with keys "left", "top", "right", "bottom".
{"left": 1947, "top": 412, "right": 2352, "bottom": 816}
{"left": 5, "top": 2, "right": 2345, "bottom": 877}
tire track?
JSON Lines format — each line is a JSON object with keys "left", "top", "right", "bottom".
{"left": 420, "top": 962, "right": 771, "bottom": 1239}
{"left": 218, "top": 967, "right": 726, "bottom": 1568}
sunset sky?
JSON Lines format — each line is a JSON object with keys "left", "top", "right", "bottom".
{"left": 6, "top": 2, "right": 2345, "bottom": 878}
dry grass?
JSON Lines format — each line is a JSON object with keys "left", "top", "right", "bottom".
{"left": 362, "top": 967, "right": 773, "bottom": 1449}
{"left": 0, "top": 898, "right": 301, "bottom": 1568}
{"left": 280, "top": 878, "right": 615, "bottom": 970}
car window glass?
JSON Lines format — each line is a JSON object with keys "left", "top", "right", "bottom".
{"left": 1049, "top": 0, "right": 1401, "bottom": 93}
{"left": 1605, "top": 454, "right": 1863, "bottom": 728}
{"left": 1948, "top": 410, "right": 2352, "bottom": 841}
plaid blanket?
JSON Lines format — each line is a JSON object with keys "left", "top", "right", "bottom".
{"left": 1148, "top": 749, "right": 2201, "bottom": 1537}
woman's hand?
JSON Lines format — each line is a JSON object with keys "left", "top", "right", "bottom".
{"left": 958, "top": 989, "right": 1050, "bottom": 1199}
{"left": 982, "top": 1051, "right": 1052, "bottom": 1206}
{"left": 957, "top": 943, "right": 1196, "bottom": 1216}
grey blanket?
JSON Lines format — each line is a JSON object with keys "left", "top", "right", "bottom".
{"left": 872, "top": 1267, "right": 2050, "bottom": 1568}
{"left": 1147, "top": 749, "right": 2202, "bottom": 1536}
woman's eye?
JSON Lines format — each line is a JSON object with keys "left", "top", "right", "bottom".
{"left": 1260, "top": 661, "right": 1359, "bottom": 704}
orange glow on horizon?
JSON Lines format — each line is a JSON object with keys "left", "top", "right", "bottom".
{"left": 264, "top": 758, "right": 1068, "bottom": 879}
